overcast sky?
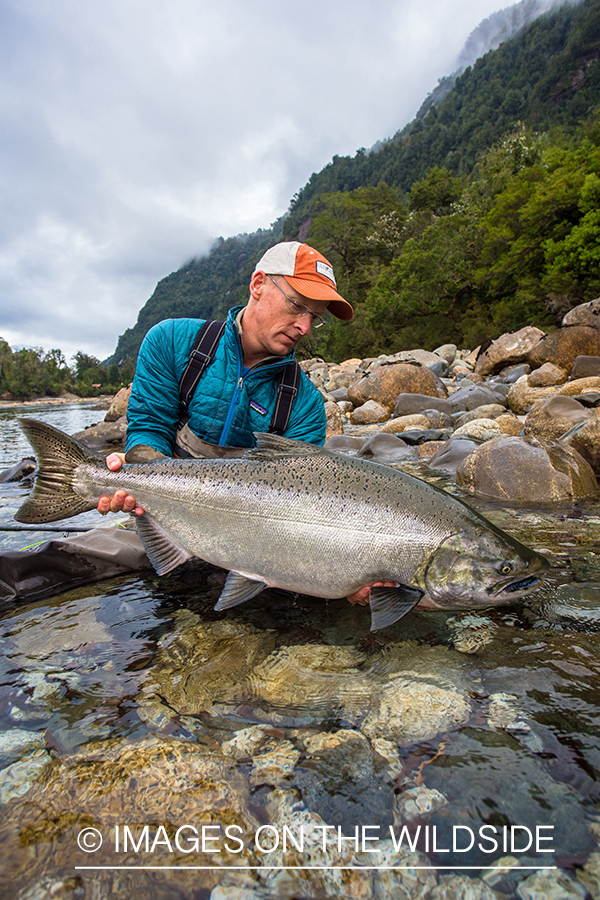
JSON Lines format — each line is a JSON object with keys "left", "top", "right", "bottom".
{"left": 1, "top": 0, "right": 515, "bottom": 362}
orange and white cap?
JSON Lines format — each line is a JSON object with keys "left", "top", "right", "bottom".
{"left": 254, "top": 241, "right": 353, "bottom": 321}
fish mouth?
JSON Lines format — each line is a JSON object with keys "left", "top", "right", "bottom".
{"left": 488, "top": 575, "right": 541, "bottom": 598}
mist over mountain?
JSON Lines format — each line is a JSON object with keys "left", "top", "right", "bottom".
{"left": 408, "top": 0, "right": 584, "bottom": 127}
{"left": 458, "top": 0, "right": 581, "bottom": 69}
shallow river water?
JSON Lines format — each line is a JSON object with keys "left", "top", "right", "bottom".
{"left": 0, "top": 403, "right": 599, "bottom": 899}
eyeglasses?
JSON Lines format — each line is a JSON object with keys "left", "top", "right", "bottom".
{"left": 266, "top": 274, "right": 326, "bottom": 328}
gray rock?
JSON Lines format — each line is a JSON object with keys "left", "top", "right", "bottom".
{"left": 328, "top": 387, "right": 350, "bottom": 402}
{"left": 524, "top": 395, "right": 590, "bottom": 441}
{"left": 562, "top": 296, "right": 600, "bottom": 329}
{"left": 433, "top": 343, "right": 458, "bottom": 365}
{"left": 429, "top": 360, "right": 449, "bottom": 377}
{"left": 394, "top": 394, "right": 458, "bottom": 418}
{"left": 0, "top": 459, "right": 35, "bottom": 483}
{"left": 448, "top": 384, "right": 508, "bottom": 411}
{"left": 324, "top": 435, "right": 366, "bottom": 453}
{"left": 357, "top": 433, "right": 415, "bottom": 463}
{"left": 475, "top": 326, "right": 546, "bottom": 377}
{"left": 427, "top": 437, "right": 479, "bottom": 474}
{"left": 72, "top": 420, "right": 127, "bottom": 454}
{"left": 398, "top": 429, "right": 451, "bottom": 445}
{"left": 572, "top": 391, "right": 600, "bottom": 408}
{"left": 422, "top": 408, "right": 454, "bottom": 429}
{"left": 497, "top": 363, "right": 532, "bottom": 382}
{"left": 571, "top": 354, "right": 600, "bottom": 379}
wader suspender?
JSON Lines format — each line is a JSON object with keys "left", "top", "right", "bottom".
{"left": 178, "top": 320, "right": 301, "bottom": 435}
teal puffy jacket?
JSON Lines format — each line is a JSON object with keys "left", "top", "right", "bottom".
{"left": 125, "top": 306, "right": 327, "bottom": 455}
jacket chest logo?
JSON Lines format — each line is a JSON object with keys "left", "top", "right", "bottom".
{"left": 250, "top": 399, "right": 268, "bottom": 416}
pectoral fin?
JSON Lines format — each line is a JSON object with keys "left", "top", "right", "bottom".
{"left": 214, "top": 571, "right": 267, "bottom": 610}
{"left": 369, "top": 584, "right": 424, "bottom": 631}
{"left": 135, "top": 513, "right": 194, "bottom": 575}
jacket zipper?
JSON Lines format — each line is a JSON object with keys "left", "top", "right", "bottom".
{"left": 218, "top": 350, "right": 294, "bottom": 446}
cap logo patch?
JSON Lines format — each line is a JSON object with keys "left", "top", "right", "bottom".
{"left": 316, "top": 260, "right": 336, "bottom": 285}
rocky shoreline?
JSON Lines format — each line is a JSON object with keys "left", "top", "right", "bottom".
{"left": 64, "top": 297, "right": 600, "bottom": 507}
{"left": 304, "top": 298, "right": 600, "bottom": 507}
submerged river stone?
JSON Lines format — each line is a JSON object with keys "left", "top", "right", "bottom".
{"left": 0, "top": 735, "right": 260, "bottom": 897}
{"left": 245, "top": 644, "right": 372, "bottom": 716}
{"left": 361, "top": 672, "right": 471, "bottom": 745}
{"left": 456, "top": 435, "right": 598, "bottom": 504}
{"left": 148, "top": 618, "right": 277, "bottom": 715}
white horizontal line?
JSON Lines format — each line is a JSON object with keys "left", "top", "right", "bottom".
{"left": 75, "top": 865, "right": 558, "bottom": 871}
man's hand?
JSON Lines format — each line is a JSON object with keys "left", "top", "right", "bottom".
{"left": 97, "top": 452, "right": 144, "bottom": 516}
{"left": 346, "top": 581, "right": 398, "bottom": 605}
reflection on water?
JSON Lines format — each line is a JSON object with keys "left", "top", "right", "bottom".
{"left": 0, "top": 404, "right": 599, "bottom": 898}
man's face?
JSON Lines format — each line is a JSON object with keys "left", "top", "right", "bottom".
{"left": 247, "top": 271, "right": 329, "bottom": 358}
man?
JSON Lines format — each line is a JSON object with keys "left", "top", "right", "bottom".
{"left": 98, "top": 240, "right": 353, "bottom": 515}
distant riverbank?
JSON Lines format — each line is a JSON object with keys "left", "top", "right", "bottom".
{"left": 0, "top": 395, "right": 112, "bottom": 409}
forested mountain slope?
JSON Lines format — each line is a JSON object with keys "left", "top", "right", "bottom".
{"left": 111, "top": 0, "right": 600, "bottom": 366}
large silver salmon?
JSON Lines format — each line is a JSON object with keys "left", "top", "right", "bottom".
{"left": 15, "top": 418, "right": 548, "bottom": 630}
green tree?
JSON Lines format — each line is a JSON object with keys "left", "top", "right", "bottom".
{"left": 72, "top": 352, "right": 108, "bottom": 395}
{"left": 408, "top": 166, "right": 464, "bottom": 214}
{"left": 8, "top": 348, "right": 45, "bottom": 400}
{"left": 42, "top": 348, "right": 72, "bottom": 396}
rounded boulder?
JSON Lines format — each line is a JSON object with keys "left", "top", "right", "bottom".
{"left": 475, "top": 326, "right": 546, "bottom": 377}
{"left": 348, "top": 362, "right": 439, "bottom": 409}
{"left": 527, "top": 325, "right": 600, "bottom": 375}
{"left": 350, "top": 400, "right": 390, "bottom": 425}
{"left": 456, "top": 435, "right": 598, "bottom": 505}
{"left": 565, "top": 409, "right": 600, "bottom": 474}
{"left": 524, "top": 395, "right": 591, "bottom": 441}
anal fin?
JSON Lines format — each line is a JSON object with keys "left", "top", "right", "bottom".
{"left": 214, "top": 571, "right": 267, "bottom": 611}
{"left": 135, "top": 513, "right": 193, "bottom": 575}
{"left": 369, "top": 584, "right": 423, "bottom": 631}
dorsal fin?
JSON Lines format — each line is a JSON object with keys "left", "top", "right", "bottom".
{"left": 244, "top": 433, "right": 325, "bottom": 460}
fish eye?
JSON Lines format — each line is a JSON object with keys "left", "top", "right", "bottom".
{"left": 500, "top": 563, "right": 513, "bottom": 575}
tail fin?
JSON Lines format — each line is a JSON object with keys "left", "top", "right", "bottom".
{"left": 15, "top": 418, "right": 99, "bottom": 524}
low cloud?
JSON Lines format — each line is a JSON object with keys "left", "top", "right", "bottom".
{"left": 1, "top": 0, "right": 508, "bottom": 360}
